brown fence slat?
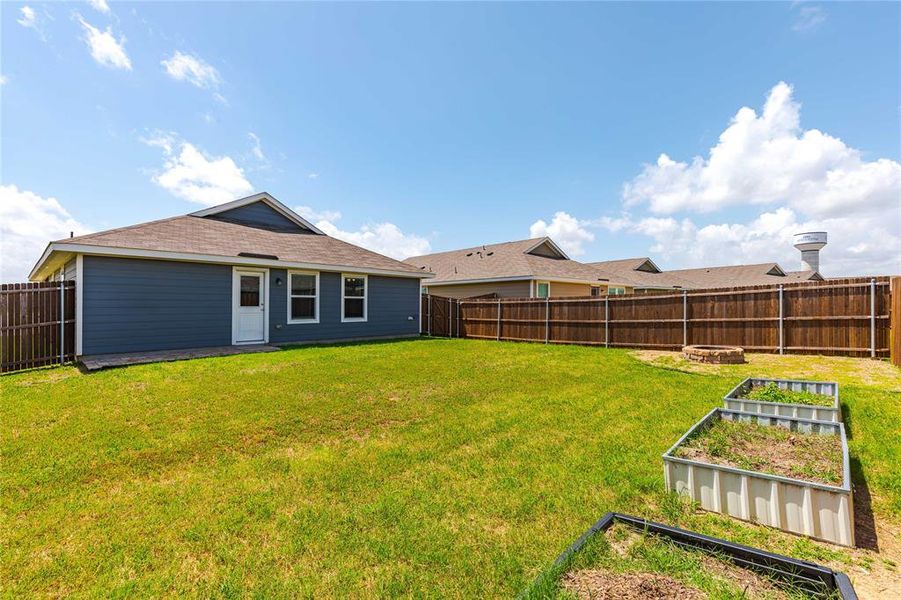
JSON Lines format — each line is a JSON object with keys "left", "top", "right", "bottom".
{"left": 0, "top": 281, "right": 76, "bottom": 373}
{"left": 423, "top": 275, "right": 894, "bottom": 359}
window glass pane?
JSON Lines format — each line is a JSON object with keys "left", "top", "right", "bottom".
{"left": 240, "top": 276, "right": 260, "bottom": 306}
{"left": 291, "top": 274, "right": 316, "bottom": 296}
{"left": 344, "top": 298, "right": 364, "bottom": 319}
{"left": 344, "top": 277, "right": 365, "bottom": 297}
{"left": 590, "top": 286, "right": 601, "bottom": 297}
{"left": 537, "top": 283, "right": 549, "bottom": 298}
{"left": 291, "top": 297, "right": 316, "bottom": 320}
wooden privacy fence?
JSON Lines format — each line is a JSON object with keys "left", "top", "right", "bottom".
{"left": 1, "top": 282, "right": 76, "bottom": 373}
{"left": 422, "top": 276, "right": 898, "bottom": 360}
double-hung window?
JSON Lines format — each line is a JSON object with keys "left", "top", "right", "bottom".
{"left": 288, "top": 271, "right": 319, "bottom": 323}
{"left": 536, "top": 281, "right": 550, "bottom": 298}
{"left": 608, "top": 286, "right": 626, "bottom": 296}
{"left": 342, "top": 274, "right": 367, "bottom": 322}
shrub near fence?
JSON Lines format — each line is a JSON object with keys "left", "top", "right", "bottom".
{"left": 0, "top": 281, "right": 76, "bottom": 373}
{"left": 421, "top": 276, "right": 897, "bottom": 360}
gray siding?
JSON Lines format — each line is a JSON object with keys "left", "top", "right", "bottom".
{"left": 63, "top": 258, "right": 77, "bottom": 281}
{"left": 207, "top": 202, "right": 312, "bottom": 233}
{"left": 80, "top": 256, "right": 421, "bottom": 355}
{"left": 269, "top": 270, "right": 420, "bottom": 344}
{"left": 82, "top": 256, "right": 232, "bottom": 354}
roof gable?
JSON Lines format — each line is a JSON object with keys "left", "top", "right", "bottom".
{"left": 525, "top": 238, "right": 569, "bottom": 259}
{"left": 190, "top": 192, "right": 323, "bottom": 235}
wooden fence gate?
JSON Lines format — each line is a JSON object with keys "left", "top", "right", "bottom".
{"left": 422, "top": 276, "right": 898, "bottom": 361}
{"left": 1, "top": 281, "right": 76, "bottom": 373}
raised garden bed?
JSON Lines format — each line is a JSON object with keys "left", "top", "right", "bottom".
{"left": 663, "top": 408, "right": 854, "bottom": 547}
{"left": 724, "top": 377, "right": 840, "bottom": 423}
{"left": 521, "top": 512, "right": 857, "bottom": 599}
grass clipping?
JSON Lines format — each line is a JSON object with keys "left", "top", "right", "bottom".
{"left": 675, "top": 419, "right": 843, "bottom": 485}
{"left": 744, "top": 382, "right": 834, "bottom": 407}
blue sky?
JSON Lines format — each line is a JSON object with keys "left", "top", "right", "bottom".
{"left": 2, "top": 1, "right": 899, "bottom": 281}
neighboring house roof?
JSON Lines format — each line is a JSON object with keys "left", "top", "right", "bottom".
{"left": 585, "top": 258, "right": 822, "bottom": 290}
{"left": 29, "top": 193, "right": 426, "bottom": 281}
{"left": 404, "top": 237, "right": 615, "bottom": 286}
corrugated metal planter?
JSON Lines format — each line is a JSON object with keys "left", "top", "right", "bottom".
{"left": 724, "top": 377, "right": 841, "bottom": 423}
{"left": 663, "top": 408, "right": 854, "bottom": 547}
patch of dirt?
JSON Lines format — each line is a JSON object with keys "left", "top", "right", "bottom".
{"left": 699, "top": 555, "right": 790, "bottom": 599}
{"left": 630, "top": 350, "right": 901, "bottom": 391}
{"left": 562, "top": 570, "right": 704, "bottom": 599}
{"left": 675, "top": 419, "right": 843, "bottom": 485}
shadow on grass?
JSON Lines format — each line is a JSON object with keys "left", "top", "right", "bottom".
{"left": 842, "top": 401, "right": 878, "bottom": 551}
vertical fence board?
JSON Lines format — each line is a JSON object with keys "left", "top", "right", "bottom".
{"left": 423, "top": 276, "right": 894, "bottom": 359}
{"left": 0, "top": 281, "right": 76, "bottom": 373}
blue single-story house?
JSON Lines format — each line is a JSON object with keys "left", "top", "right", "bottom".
{"left": 29, "top": 192, "right": 432, "bottom": 356}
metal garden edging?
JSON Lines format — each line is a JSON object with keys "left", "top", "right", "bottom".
{"left": 724, "top": 377, "right": 841, "bottom": 423}
{"left": 518, "top": 512, "right": 857, "bottom": 599}
{"left": 663, "top": 408, "right": 854, "bottom": 547}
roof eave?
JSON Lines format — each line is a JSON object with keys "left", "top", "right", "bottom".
{"left": 32, "top": 242, "right": 432, "bottom": 280}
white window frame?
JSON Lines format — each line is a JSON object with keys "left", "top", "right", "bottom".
{"left": 536, "top": 281, "right": 551, "bottom": 298}
{"left": 341, "top": 273, "right": 368, "bottom": 323}
{"left": 608, "top": 286, "right": 626, "bottom": 296}
{"left": 287, "top": 270, "right": 320, "bottom": 324}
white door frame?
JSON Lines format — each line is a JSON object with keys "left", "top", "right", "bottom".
{"left": 232, "top": 267, "right": 269, "bottom": 344}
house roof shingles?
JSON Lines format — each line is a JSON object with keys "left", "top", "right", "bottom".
{"left": 586, "top": 258, "right": 820, "bottom": 289}
{"left": 57, "top": 215, "right": 423, "bottom": 275}
{"left": 404, "top": 238, "right": 612, "bottom": 285}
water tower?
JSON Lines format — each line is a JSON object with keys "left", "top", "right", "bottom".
{"left": 793, "top": 232, "right": 827, "bottom": 273}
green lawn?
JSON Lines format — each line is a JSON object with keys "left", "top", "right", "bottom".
{"left": 2, "top": 339, "right": 899, "bottom": 597}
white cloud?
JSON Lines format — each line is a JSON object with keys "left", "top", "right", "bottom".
{"left": 247, "top": 132, "right": 265, "bottom": 161}
{"left": 162, "top": 51, "right": 221, "bottom": 89}
{"left": 623, "top": 82, "right": 900, "bottom": 218}
{"left": 307, "top": 172, "right": 319, "bottom": 179}
{"left": 0, "top": 185, "right": 91, "bottom": 282}
{"left": 0, "top": 75, "right": 8, "bottom": 86}
{"left": 793, "top": 6, "right": 827, "bottom": 33}
{"left": 598, "top": 208, "right": 900, "bottom": 276}
{"left": 87, "top": 0, "right": 111, "bottom": 14}
{"left": 613, "top": 82, "right": 901, "bottom": 275}
{"left": 295, "top": 205, "right": 342, "bottom": 223}
{"left": 142, "top": 133, "right": 253, "bottom": 206}
{"left": 77, "top": 15, "right": 132, "bottom": 70}
{"left": 317, "top": 221, "right": 431, "bottom": 260}
{"left": 17, "top": 6, "right": 37, "bottom": 28}
{"left": 294, "top": 206, "right": 430, "bottom": 259}
{"left": 529, "top": 211, "right": 595, "bottom": 256}
{"left": 17, "top": 6, "right": 46, "bottom": 39}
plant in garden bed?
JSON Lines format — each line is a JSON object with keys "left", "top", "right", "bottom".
{"left": 744, "top": 383, "right": 833, "bottom": 407}
{"left": 674, "top": 420, "right": 842, "bottom": 485}
{"left": 532, "top": 523, "right": 814, "bottom": 599}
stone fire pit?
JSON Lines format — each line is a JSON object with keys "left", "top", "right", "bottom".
{"left": 682, "top": 345, "right": 745, "bottom": 364}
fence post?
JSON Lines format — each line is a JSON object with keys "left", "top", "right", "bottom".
{"left": 778, "top": 285, "right": 784, "bottom": 355}
{"left": 604, "top": 296, "right": 609, "bottom": 348}
{"left": 682, "top": 290, "right": 688, "bottom": 347}
{"left": 448, "top": 298, "right": 452, "bottom": 337}
{"left": 456, "top": 300, "right": 460, "bottom": 338}
{"left": 496, "top": 299, "right": 501, "bottom": 341}
{"left": 870, "top": 278, "right": 876, "bottom": 358}
{"left": 59, "top": 279, "right": 65, "bottom": 364}
{"left": 428, "top": 296, "right": 432, "bottom": 336}
{"left": 545, "top": 297, "right": 550, "bottom": 344}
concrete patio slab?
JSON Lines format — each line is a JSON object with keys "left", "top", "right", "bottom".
{"left": 79, "top": 344, "right": 280, "bottom": 371}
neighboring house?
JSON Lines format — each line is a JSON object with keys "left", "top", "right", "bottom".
{"left": 588, "top": 257, "right": 823, "bottom": 292}
{"left": 403, "top": 237, "right": 629, "bottom": 298}
{"left": 29, "top": 193, "right": 431, "bottom": 356}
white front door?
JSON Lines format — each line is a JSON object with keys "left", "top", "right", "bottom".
{"left": 233, "top": 270, "right": 268, "bottom": 344}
